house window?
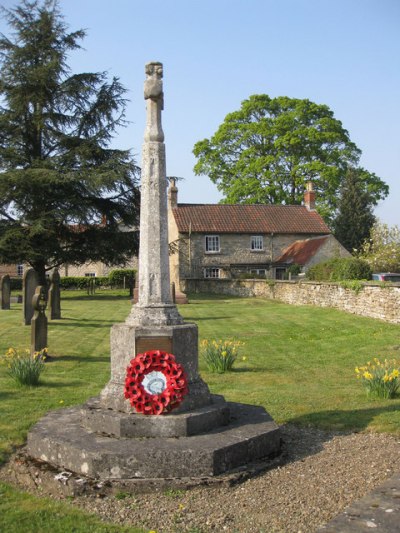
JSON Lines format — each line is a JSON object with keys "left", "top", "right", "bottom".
{"left": 205, "top": 235, "right": 220, "bottom": 253}
{"left": 204, "top": 267, "right": 220, "bottom": 279}
{"left": 17, "top": 264, "right": 24, "bottom": 277}
{"left": 250, "top": 269, "right": 267, "bottom": 277}
{"left": 251, "top": 235, "right": 263, "bottom": 251}
{"left": 84, "top": 272, "right": 96, "bottom": 277}
{"left": 275, "top": 267, "right": 286, "bottom": 280}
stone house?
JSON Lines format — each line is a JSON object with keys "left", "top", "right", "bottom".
{"left": 167, "top": 180, "right": 349, "bottom": 284}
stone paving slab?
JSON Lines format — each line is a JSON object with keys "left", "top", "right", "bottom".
{"left": 318, "top": 472, "right": 400, "bottom": 532}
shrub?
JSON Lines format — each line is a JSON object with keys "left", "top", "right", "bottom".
{"left": 307, "top": 257, "right": 371, "bottom": 281}
{"left": 287, "top": 263, "right": 302, "bottom": 276}
{"left": 108, "top": 269, "right": 136, "bottom": 287}
{"left": 355, "top": 358, "right": 400, "bottom": 399}
{"left": 200, "top": 339, "right": 244, "bottom": 373}
{"left": 2, "top": 347, "right": 47, "bottom": 386}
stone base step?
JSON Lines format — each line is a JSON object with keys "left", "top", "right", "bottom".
{"left": 27, "top": 402, "right": 280, "bottom": 481}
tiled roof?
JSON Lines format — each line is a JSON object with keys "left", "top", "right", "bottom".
{"left": 172, "top": 204, "right": 330, "bottom": 235}
{"left": 275, "top": 236, "right": 330, "bottom": 265}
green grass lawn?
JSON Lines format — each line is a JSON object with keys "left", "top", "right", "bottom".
{"left": 0, "top": 290, "right": 399, "bottom": 531}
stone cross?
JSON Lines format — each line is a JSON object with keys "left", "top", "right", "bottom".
{"left": 126, "top": 62, "right": 182, "bottom": 327}
{"left": 0, "top": 274, "right": 11, "bottom": 310}
{"left": 48, "top": 269, "right": 61, "bottom": 320}
{"left": 23, "top": 268, "right": 39, "bottom": 325}
{"left": 31, "top": 285, "right": 48, "bottom": 356}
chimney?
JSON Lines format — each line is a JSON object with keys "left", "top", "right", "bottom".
{"left": 304, "top": 181, "right": 316, "bottom": 211}
{"left": 168, "top": 177, "right": 178, "bottom": 209}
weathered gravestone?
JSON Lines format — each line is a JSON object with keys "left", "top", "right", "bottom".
{"left": 0, "top": 274, "right": 11, "bottom": 310}
{"left": 23, "top": 268, "right": 39, "bottom": 325}
{"left": 27, "top": 62, "right": 280, "bottom": 485}
{"left": 30, "top": 286, "right": 48, "bottom": 356}
{"left": 48, "top": 269, "right": 61, "bottom": 320}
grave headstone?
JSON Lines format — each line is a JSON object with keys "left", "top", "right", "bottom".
{"left": 87, "top": 277, "right": 95, "bottom": 295}
{"left": 1, "top": 274, "right": 11, "bottom": 310}
{"left": 48, "top": 269, "right": 61, "bottom": 320}
{"left": 23, "top": 268, "right": 39, "bottom": 325}
{"left": 30, "top": 285, "right": 48, "bottom": 356}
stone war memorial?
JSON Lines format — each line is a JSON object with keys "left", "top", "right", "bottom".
{"left": 27, "top": 63, "right": 280, "bottom": 486}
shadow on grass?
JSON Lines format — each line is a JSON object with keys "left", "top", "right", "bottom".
{"left": 61, "top": 294, "right": 131, "bottom": 302}
{"left": 190, "top": 316, "right": 233, "bottom": 321}
{"left": 288, "top": 404, "right": 400, "bottom": 433}
{"left": 56, "top": 355, "right": 109, "bottom": 364}
{"left": 0, "top": 390, "right": 15, "bottom": 400}
{"left": 40, "top": 380, "right": 87, "bottom": 388}
{"left": 50, "top": 318, "right": 115, "bottom": 328}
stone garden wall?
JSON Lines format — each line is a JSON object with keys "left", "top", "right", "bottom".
{"left": 182, "top": 279, "right": 400, "bottom": 324}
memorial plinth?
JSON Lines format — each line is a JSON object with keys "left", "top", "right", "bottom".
{"left": 27, "top": 62, "right": 280, "bottom": 485}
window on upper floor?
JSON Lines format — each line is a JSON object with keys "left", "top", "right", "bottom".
{"left": 251, "top": 235, "right": 263, "bottom": 251}
{"left": 205, "top": 235, "right": 220, "bottom": 253}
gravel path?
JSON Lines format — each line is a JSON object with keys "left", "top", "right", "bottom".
{"left": 2, "top": 424, "right": 400, "bottom": 532}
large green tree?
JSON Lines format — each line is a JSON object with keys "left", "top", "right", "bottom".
{"left": 193, "top": 95, "right": 388, "bottom": 222}
{"left": 0, "top": 0, "right": 140, "bottom": 284}
{"left": 333, "top": 168, "right": 376, "bottom": 253}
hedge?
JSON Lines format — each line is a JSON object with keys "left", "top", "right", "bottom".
{"left": 307, "top": 257, "right": 372, "bottom": 281}
{"left": 60, "top": 276, "right": 110, "bottom": 290}
{"left": 108, "top": 269, "right": 136, "bottom": 287}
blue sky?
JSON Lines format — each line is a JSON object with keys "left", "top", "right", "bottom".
{"left": 1, "top": 0, "right": 399, "bottom": 225}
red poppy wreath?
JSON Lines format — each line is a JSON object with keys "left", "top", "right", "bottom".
{"left": 124, "top": 350, "right": 188, "bottom": 415}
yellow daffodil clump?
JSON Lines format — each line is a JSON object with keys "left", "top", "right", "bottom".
{"left": 200, "top": 339, "right": 245, "bottom": 373}
{"left": 355, "top": 357, "right": 400, "bottom": 399}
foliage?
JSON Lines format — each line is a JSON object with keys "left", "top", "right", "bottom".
{"left": 286, "top": 263, "right": 302, "bottom": 277}
{"left": 0, "top": 1, "right": 140, "bottom": 285}
{"left": 307, "top": 257, "right": 371, "bottom": 281}
{"left": 359, "top": 221, "right": 400, "bottom": 272}
{"left": 200, "top": 339, "right": 244, "bottom": 373}
{"left": 108, "top": 268, "right": 136, "bottom": 287}
{"left": 337, "top": 280, "right": 365, "bottom": 294}
{"left": 235, "top": 272, "right": 266, "bottom": 279}
{"left": 60, "top": 276, "right": 109, "bottom": 289}
{"left": 355, "top": 358, "right": 400, "bottom": 399}
{"left": 193, "top": 94, "right": 388, "bottom": 222}
{"left": 333, "top": 168, "right": 376, "bottom": 252}
{"left": 1, "top": 347, "right": 47, "bottom": 386}
{"left": 10, "top": 278, "right": 22, "bottom": 291}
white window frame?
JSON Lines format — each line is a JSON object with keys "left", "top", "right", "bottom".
{"left": 205, "top": 235, "right": 220, "bottom": 253}
{"left": 204, "top": 267, "right": 221, "bottom": 279}
{"left": 251, "top": 235, "right": 263, "bottom": 251}
{"left": 17, "top": 264, "right": 24, "bottom": 277}
{"left": 84, "top": 272, "right": 96, "bottom": 277}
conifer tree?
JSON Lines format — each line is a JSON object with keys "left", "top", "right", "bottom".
{"left": 333, "top": 168, "right": 376, "bottom": 252}
{"left": 0, "top": 0, "right": 140, "bottom": 284}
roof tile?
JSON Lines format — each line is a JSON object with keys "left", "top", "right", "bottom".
{"left": 172, "top": 204, "right": 330, "bottom": 235}
{"left": 275, "top": 236, "right": 330, "bottom": 265}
